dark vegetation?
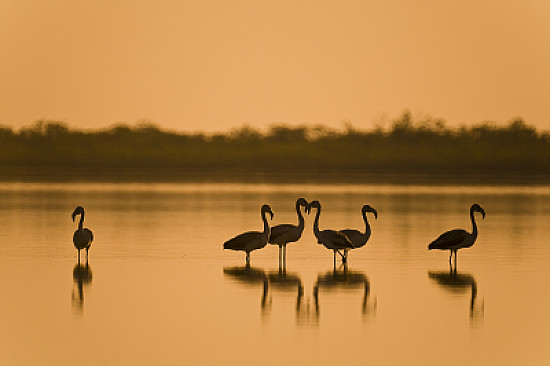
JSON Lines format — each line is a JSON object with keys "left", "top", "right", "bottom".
{"left": 1, "top": 112, "right": 549, "bottom": 182}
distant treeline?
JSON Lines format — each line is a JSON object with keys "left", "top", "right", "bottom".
{"left": 1, "top": 112, "right": 549, "bottom": 181}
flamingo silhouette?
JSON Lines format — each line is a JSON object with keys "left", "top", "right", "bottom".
{"left": 72, "top": 206, "right": 93, "bottom": 264}
{"left": 224, "top": 204, "right": 274, "bottom": 264}
{"left": 309, "top": 200, "right": 353, "bottom": 266}
{"left": 428, "top": 203, "right": 486, "bottom": 267}
{"left": 268, "top": 198, "right": 309, "bottom": 266}
{"left": 340, "top": 204, "right": 377, "bottom": 262}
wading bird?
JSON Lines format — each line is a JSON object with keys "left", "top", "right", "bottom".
{"left": 428, "top": 203, "right": 486, "bottom": 267}
{"left": 224, "top": 204, "right": 274, "bottom": 264}
{"left": 268, "top": 198, "right": 309, "bottom": 266}
{"left": 340, "top": 204, "right": 378, "bottom": 262}
{"left": 309, "top": 200, "right": 353, "bottom": 266}
{"left": 72, "top": 206, "right": 94, "bottom": 264}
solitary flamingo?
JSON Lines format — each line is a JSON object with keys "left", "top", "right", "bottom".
{"left": 224, "top": 204, "right": 274, "bottom": 264}
{"left": 340, "top": 204, "right": 378, "bottom": 262}
{"left": 72, "top": 206, "right": 93, "bottom": 264}
{"left": 268, "top": 198, "right": 309, "bottom": 266}
{"left": 309, "top": 200, "right": 353, "bottom": 266}
{"left": 428, "top": 203, "right": 486, "bottom": 267}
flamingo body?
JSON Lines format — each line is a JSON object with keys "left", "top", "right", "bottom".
{"left": 268, "top": 198, "right": 308, "bottom": 264}
{"left": 309, "top": 200, "right": 353, "bottom": 265}
{"left": 428, "top": 203, "right": 485, "bottom": 266}
{"left": 224, "top": 204, "right": 274, "bottom": 263}
{"left": 72, "top": 206, "right": 93, "bottom": 263}
{"left": 340, "top": 204, "right": 377, "bottom": 261}
{"left": 429, "top": 229, "right": 474, "bottom": 251}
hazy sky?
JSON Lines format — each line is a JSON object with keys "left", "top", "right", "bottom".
{"left": 1, "top": 0, "right": 549, "bottom": 132}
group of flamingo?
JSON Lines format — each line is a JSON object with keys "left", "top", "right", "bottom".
{"left": 70, "top": 201, "right": 486, "bottom": 267}
{"left": 223, "top": 198, "right": 486, "bottom": 267}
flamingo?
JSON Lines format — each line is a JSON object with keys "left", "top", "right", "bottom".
{"left": 224, "top": 204, "right": 274, "bottom": 264}
{"left": 308, "top": 200, "right": 353, "bottom": 266}
{"left": 340, "top": 204, "right": 378, "bottom": 262}
{"left": 72, "top": 206, "right": 94, "bottom": 264}
{"left": 428, "top": 203, "right": 486, "bottom": 267}
{"left": 268, "top": 197, "right": 309, "bottom": 266}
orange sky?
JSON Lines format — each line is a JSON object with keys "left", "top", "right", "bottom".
{"left": 1, "top": 0, "right": 549, "bottom": 132}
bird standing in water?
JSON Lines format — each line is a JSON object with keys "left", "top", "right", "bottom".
{"left": 224, "top": 204, "right": 274, "bottom": 264}
{"left": 72, "top": 206, "right": 94, "bottom": 264}
{"left": 340, "top": 204, "right": 378, "bottom": 263}
{"left": 268, "top": 198, "right": 309, "bottom": 267}
{"left": 309, "top": 200, "right": 353, "bottom": 266}
{"left": 428, "top": 203, "right": 486, "bottom": 268}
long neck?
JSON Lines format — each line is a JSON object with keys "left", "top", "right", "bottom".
{"left": 470, "top": 209, "right": 478, "bottom": 239}
{"left": 78, "top": 213, "right": 84, "bottom": 230}
{"left": 363, "top": 211, "right": 371, "bottom": 236}
{"left": 262, "top": 211, "right": 270, "bottom": 237}
{"left": 296, "top": 203, "right": 305, "bottom": 230}
{"left": 313, "top": 207, "right": 321, "bottom": 237}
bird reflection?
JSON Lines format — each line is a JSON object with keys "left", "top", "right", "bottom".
{"left": 313, "top": 266, "right": 376, "bottom": 321}
{"left": 428, "top": 268, "right": 484, "bottom": 323}
{"left": 223, "top": 265, "right": 270, "bottom": 312}
{"left": 267, "top": 269, "right": 309, "bottom": 324}
{"left": 72, "top": 263, "right": 92, "bottom": 311}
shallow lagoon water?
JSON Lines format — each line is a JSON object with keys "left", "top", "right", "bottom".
{"left": 0, "top": 182, "right": 549, "bottom": 365}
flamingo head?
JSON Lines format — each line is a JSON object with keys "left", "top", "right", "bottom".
{"left": 297, "top": 197, "right": 309, "bottom": 214}
{"left": 362, "top": 204, "right": 378, "bottom": 219}
{"left": 307, "top": 200, "right": 321, "bottom": 214}
{"left": 72, "top": 206, "right": 85, "bottom": 222}
{"left": 261, "top": 204, "right": 274, "bottom": 220}
{"left": 471, "top": 203, "right": 486, "bottom": 219}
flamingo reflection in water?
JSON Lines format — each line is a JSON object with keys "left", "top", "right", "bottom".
{"left": 428, "top": 268, "right": 484, "bottom": 323}
{"left": 72, "top": 263, "right": 92, "bottom": 311}
{"left": 314, "top": 266, "right": 376, "bottom": 320}
{"left": 266, "top": 269, "right": 310, "bottom": 324}
{"left": 223, "top": 265, "right": 270, "bottom": 312}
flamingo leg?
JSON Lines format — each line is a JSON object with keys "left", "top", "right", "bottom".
{"left": 77, "top": 249, "right": 81, "bottom": 264}
{"left": 336, "top": 249, "right": 346, "bottom": 262}
{"left": 246, "top": 252, "right": 250, "bottom": 265}
{"left": 453, "top": 250, "right": 458, "bottom": 269}
{"left": 86, "top": 247, "right": 89, "bottom": 264}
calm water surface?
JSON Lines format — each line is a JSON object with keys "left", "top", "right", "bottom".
{"left": 0, "top": 182, "right": 549, "bottom": 365}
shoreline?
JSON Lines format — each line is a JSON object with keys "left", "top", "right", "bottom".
{"left": 2, "top": 166, "right": 550, "bottom": 186}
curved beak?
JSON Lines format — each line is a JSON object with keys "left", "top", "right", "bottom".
{"left": 269, "top": 210, "right": 274, "bottom": 220}
{"left": 372, "top": 209, "right": 378, "bottom": 219}
{"left": 71, "top": 212, "right": 76, "bottom": 222}
{"left": 305, "top": 204, "right": 311, "bottom": 215}
{"left": 481, "top": 210, "right": 486, "bottom": 219}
